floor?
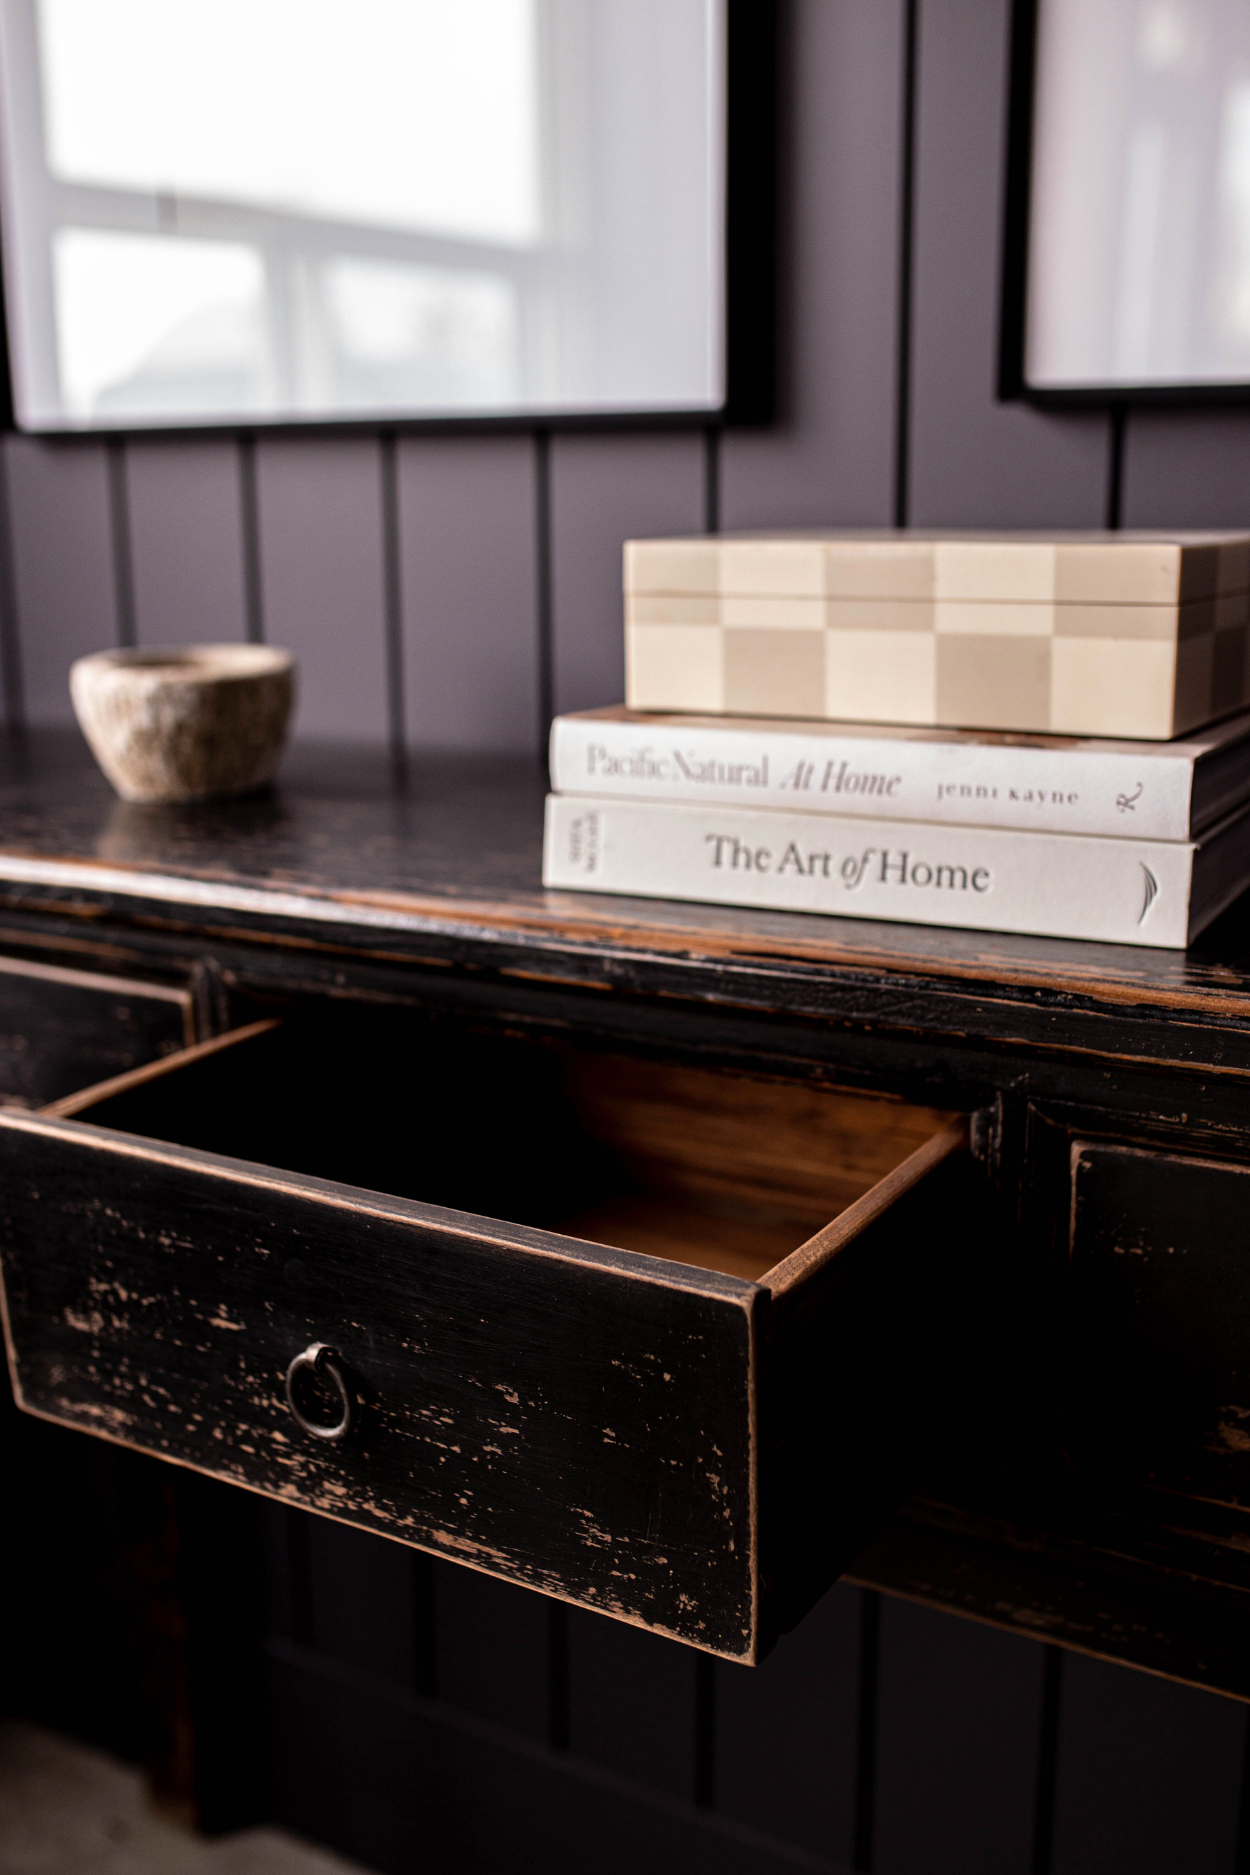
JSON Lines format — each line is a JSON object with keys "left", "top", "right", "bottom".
{"left": 0, "top": 1725, "right": 365, "bottom": 1875}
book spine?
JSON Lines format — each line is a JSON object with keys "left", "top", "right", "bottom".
{"left": 549, "top": 716, "right": 1194, "bottom": 840}
{"left": 542, "top": 795, "right": 1196, "bottom": 948}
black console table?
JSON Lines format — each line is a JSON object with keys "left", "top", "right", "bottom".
{"left": 3, "top": 732, "right": 1250, "bottom": 1704}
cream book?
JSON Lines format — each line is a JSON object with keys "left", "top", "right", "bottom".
{"left": 623, "top": 529, "right": 1250, "bottom": 740}
{"left": 542, "top": 793, "right": 1250, "bottom": 948}
{"left": 550, "top": 705, "right": 1250, "bottom": 841}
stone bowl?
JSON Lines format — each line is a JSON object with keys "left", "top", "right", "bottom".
{"left": 69, "top": 644, "right": 296, "bottom": 804}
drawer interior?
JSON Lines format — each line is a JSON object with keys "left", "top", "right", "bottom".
{"left": 51, "top": 1016, "right": 955, "bottom": 1282}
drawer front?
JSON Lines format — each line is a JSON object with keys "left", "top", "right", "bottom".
{"left": 0, "top": 1112, "right": 759, "bottom": 1659}
{"left": 0, "top": 956, "right": 192, "bottom": 1107}
{"left": 1068, "top": 1141, "right": 1250, "bottom": 1505}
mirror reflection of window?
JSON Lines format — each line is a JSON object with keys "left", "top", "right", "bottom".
{"left": 1027, "top": 0, "right": 1250, "bottom": 388}
{"left": 0, "top": 0, "right": 723, "bottom": 426}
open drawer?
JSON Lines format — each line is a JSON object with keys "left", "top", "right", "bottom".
{"left": 0, "top": 1013, "right": 985, "bottom": 1663}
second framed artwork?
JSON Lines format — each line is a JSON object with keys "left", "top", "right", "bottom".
{"left": 1001, "top": 0, "right": 1250, "bottom": 405}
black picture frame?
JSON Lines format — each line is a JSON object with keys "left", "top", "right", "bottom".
{"left": 997, "top": 0, "right": 1250, "bottom": 411}
{"left": 0, "top": 0, "right": 776, "bottom": 442}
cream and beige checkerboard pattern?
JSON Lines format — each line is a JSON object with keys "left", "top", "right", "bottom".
{"left": 623, "top": 532, "right": 1250, "bottom": 739}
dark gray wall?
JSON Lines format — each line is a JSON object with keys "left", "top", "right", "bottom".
{"left": 7, "top": 0, "right": 1219, "bottom": 748}
{"left": 5, "top": 3, "right": 1249, "bottom": 1871}
{"left": 0, "top": 0, "right": 1138, "bottom": 751}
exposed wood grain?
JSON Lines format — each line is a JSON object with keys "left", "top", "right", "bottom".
{"left": 4, "top": 735, "right": 1250, "bottom": 1074}
{"left": 766, "top": 1117, "right": 969, "bottom": 1307}
{"left": 41, "top": 1016, "right": 278, "bottom": 1117}
{"left": 561, "top": 1054, "right": 952, "bottom": 1226}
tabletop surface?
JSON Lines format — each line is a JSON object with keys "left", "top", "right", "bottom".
{"left": 4, "top": 732, "right": 1250, "bottom": 1050}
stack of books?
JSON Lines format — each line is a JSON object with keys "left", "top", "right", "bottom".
{"left": 543, "top": 531, "right": 1250, "bottom": 948}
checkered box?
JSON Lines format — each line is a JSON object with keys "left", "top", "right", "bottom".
{"left": 623, "top": 532, "right": 1250, "bottom": 738}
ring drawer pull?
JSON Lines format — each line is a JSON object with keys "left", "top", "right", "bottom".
{"left": 285, "top": 1341, "right": 355, "bottom": 1443}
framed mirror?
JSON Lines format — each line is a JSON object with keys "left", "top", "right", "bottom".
{"left": 0, "top": 0, "right": 771, "bottom": 432}
{"left": 1001, "top": 0, "right": 1250, "bottom": 403}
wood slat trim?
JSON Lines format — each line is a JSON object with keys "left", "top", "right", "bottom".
{"left": 40, "top": 1017, "right": 280, "bottom": 1117}
{"left": 0, "top": 949, "right": 192, "bottom": 1011}
{"left": 763, "top": 1117, "right": 971, "bottom": 1306}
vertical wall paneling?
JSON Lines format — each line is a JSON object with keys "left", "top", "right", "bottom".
{"left": 1105, "top": 407, "right": 1126, "bottom": 531}
{"left": 0, "top": 441, "right": 25, "bottom": 729}
{"left": 906, "top": 0, "right": 1108, "bottom": 526}
{"left": 715, "top": 1581, "right": 861, "bottom": 1865}
{"left": 6, "top": 435, "right": 117, "bottom": 722}
{"left": 105, "top": 440, "right": 136, "bottom": 647}
{"left": 1049, "top": 1653, "right": 1246, "bottom": 1875}
{"left": 430, "top": 1560, "right": 550, "bottom": 1744}
{"left": 872, "top": 1597, "right": 1046, "bottom": 1875}
{"left": 397, "top": 435, "right": 539, "bottom": 755}
{"left": 237, "top": 435, "right": 265, "bottom": 644}
{"left": 548, "top": 432, "right": 704, "bottom": 718}
{"left": 1031, "top": 1647, "right": 1064, "bottom": 1875}
{"left": 854, "top": 1590, "right": 880, "bottom": 1874}
{"left": 566, "top": 1609, "right": 698, "bottom": 1801}
{"left": 1121, "top": 410, "right": 1250, "bottom": 529}
{"left": 124, "top": 437, "right": 247, "bottom": 648}
{"left": 547, "top": 1600, "right": 570, "bottom": 1750}
{"left": 535, "top": 430, "right": 554, "bottom": 747}
{"left": 378, "top": 433, "right": 406, "bottom": 767}
{"left": 720, "top": 0, "right": 905, "bottom": 530}
{"left": 254, "top": 435, "right": 390, "bottom": 745}
{"left": 893, "top": 0, "right": 920, "bottom": 527}
{"left": 302, "top": 1517, "right": 418, "bottom": 1690}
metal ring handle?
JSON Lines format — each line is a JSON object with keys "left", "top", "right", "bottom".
{"left": 285, "top": 1341, "right": 354, "bottom": 1443}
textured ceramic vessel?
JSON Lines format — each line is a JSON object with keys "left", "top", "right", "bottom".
{"left": 70, "top": 645, "right": 295, "bottom": 804}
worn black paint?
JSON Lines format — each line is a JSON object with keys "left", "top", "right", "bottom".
{"left": 0, "top": 1106, "right": 759, "bottom": 1657}
{"left": 6, "top": 735, "right": 1250, "bottom": 1695}
{"left": 0, "top": 953, "right": 190, "bottom": 1106}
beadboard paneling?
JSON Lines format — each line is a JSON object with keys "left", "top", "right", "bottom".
{"left": 301, "top": 1516, "right": 418, "bottom": 1690}
{"left": 1122, "top": 409, "right": 1250, "bottom": 530}
{"left": 7, "top": 435, "right": 117, "bottom": 723}
{"left": 873, "top": 1596, "right": 1045, "bottom": 1875}
{"left": 549, "top": 432, "right": 704, "bottom": 718}
{"left": 715, "top": 1582, "right": 861, "bottom": 1865}
{"left": 721, "top": 0, "right": 904, "bottom": 529}
{"left": 398, "top": 435, "right": 539, "bottom": 754}
{"left": 255, "top": 436, "right": 389, "bottom": 743}
{"left": 906, "top": 0, "right": 1108, "bottom": 527}
{"left": 1049, "top": 1653, "right": 1246, "bottom": 1875}
{"left": 267, "top": 1648, "right": 835, "bottom": 1875}
{"left": 431, "top": 1558, "right": 550, "bottom": 1743}
{"left": 125, "top": 437, "right": 247, "bottom": 648}
{"left": 567, "top": 1608, "right": 699, "bottom": 1802}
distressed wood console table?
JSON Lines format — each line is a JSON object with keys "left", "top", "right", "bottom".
{"left": 2, "top": 732, "right": 1250, "bottom": 1699}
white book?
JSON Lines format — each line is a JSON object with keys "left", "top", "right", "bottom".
{"left": 550, "top": 706, "right": 1250, "bottom": 841}
{"left": 542, "top": 794, "right": 1250, "bottom": 948}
